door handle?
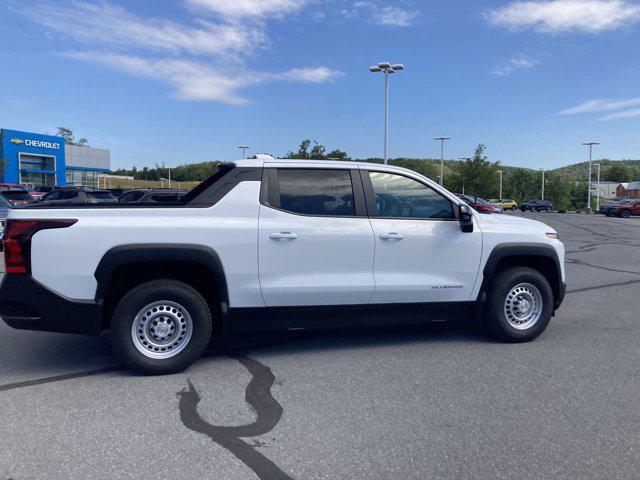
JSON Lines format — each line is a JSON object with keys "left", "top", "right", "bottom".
{"left": 379, "top": 232, "right": 404, "bottom": 240}
{"left": 269, "top": 232, "right": 299, "bottom": 240}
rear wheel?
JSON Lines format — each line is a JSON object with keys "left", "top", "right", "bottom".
{"left": 482, "top": 267, "right": 553, "bottom": 342}
{"left": 546, "top": 206, "right": 552, "bottom": 212}
{"left": 511, "top": 205, "right": 517, "bottom": 211}
{"left": 111, "top": 279, "right": 212, "bottom": 374}
{"left": 619, "top": 209, "right": 631, "bottom": 218}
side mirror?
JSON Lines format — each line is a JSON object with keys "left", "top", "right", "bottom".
{"left": 459, "top": 204, "right": 474, "bottom": 233}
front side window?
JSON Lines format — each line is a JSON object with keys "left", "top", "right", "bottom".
{"left": 368, "top": 172, "right": 454, "bottom": 219}
{"left": 276, "top": 169, "right": 355, "bottom": 216}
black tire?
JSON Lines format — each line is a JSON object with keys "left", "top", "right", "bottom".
{"left": 605, "top": 212, "right": 611, "bottom": 217}
{"left": 482, "top": 267, "right": 554, "bottom": 342}
{"left": 546, "top": 207, "right": 552, "bottom": 213}
{"left": 111, "top": 279, "right": 212, "bottom": 375}
{"left": 619, "top": 209, "right": 631, "bottom": 218}
{"left": 511, "top": 205, "right": 517, "bottom": 211}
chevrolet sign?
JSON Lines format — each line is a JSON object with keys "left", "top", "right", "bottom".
{"left": 10, "top": 138, "right": 60, "bottom": 150}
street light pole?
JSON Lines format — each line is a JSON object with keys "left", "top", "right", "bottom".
{"left": 594, "top": 163, "right": 601, "bottom": 212}
{"left": 238, "top": 145, "right": 251, "bottom": 159}
{"left": 582, "top": 141, "right": 599, "bottom": 213}
{"left": 498, "top": 170, "right": 503, "bottom": 199}
{"left": 370, "top": 62, "right": 405, "bottom": 165}
{"left": 435, "top": 136, "right": 451, "bottom": 186}
{"left": 540, "top": 168, "right": 545, "bottom": 200}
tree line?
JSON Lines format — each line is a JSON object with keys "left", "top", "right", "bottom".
{"left": 110, "top": 138, "right": 639, "bottom": 211}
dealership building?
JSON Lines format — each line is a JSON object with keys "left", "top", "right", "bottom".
{"left": 0, "top": 129, "right": 110, "bottom": 188}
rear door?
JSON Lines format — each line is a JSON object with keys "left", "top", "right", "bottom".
{"left": 258, "top": 167, "right": 375, "bottom": 307}
{"left": 362, "top": 169, "right": 483, "bottom": 304}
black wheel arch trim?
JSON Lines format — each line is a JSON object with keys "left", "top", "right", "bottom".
{"left": 479, "top": 243, "right": 564, "bottom": 310}
{"left": 94, "top": 244, "right": 229, "bottom": 308}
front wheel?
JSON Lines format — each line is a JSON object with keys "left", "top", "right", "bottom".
{"left": 511, "top": 205, "right": 517, "bottom": 211}
{"left": 619, "top": 210, "right": 631, "bottom": 218}
{"left": 111, "top": 279, "right": 212, "bottom": 374}
{"left": 482, "top": 267, "right": 554, "bottom": 342}
{"left": 546, "top": 206, "right": 552, "bottom": 212}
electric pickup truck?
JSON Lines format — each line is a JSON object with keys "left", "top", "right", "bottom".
{"left": 0, "top": 158, "right": 566, "bottom": 374}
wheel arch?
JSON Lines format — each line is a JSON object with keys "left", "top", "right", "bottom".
{"left": 480, "top": 243, "right": 563, "bottom": 310}
{"left": 94, "top": 244, "right": 229, "bottom": 331}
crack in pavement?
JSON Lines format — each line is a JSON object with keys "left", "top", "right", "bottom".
{"left": 177, "top": 354, "right": 293, "bottom": 480}
{"left": 566, "top": 258, "right": 640, "bottom": 276}
{"left": 566, "top": 279, "right": 640, "bottom": 294}
{"left": 0, "top": 366, "right": 122, "bottom": 392}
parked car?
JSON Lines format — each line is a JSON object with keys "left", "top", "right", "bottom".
{"left": 456, "top": 194, "right": 503, "bottom": 214}
{"left": 520, "top": 199, "right": 553, "bottom": 212}
{"left": 29, "top": 185, "right": 55, "bottom": 201}
{"left": 0, "top": 159, "right": 565, "bottom": 374}
{"left": 609, "top": 199, "right": 640, "bottom": 218}
{"left": 600, "top": 199, "right": 633, "bottom": 216}
{"left": 0, "top": 183, "right": 27, "bottom": 192}
{"left": 1, "top": 189, "right": 36, "bottom": 205}
{"left": 0, "top": 194, "right": 12, "bottom": 241}
{"left": 39, "top": 189, "right": 117, "bottom": 205}
{"left": 118, "top": 189, "right": 153, "bottom": 203}
{"left": 489, "top": 199, "right": 518, "bottom": 211}
{"left": 118, "top": 188, "right": 188, "bottom": 204}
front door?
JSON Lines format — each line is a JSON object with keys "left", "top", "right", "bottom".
{"left": 258, "top": 168, "right": 375, "bottom": 307}
{"left": 362, "top": 170, "right": 483, "bottom": 304}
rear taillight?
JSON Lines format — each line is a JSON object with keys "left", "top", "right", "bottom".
{"left": 4, "top": 219, "right": 77, "bottom": 274}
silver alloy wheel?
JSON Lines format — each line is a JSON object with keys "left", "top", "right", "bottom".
{"left": 503, "top": 283, "right": 543, "bottom": 330}
{"left": 131, "top": 300, "right": 193, "bottom": 359}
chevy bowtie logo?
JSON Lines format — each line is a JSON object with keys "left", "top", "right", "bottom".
{"left": 10, "top": 138, "right": 25, "bottom": 144}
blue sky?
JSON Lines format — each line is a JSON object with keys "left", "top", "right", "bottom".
{"left": 1, "top": 0, "right": 640, "bottom": 170}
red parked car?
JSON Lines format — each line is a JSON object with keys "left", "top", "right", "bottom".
{"left": 610, "top": 200, "right": 640, "bottom": 218}
{"left": 0, "top": 189, "right": 36, "bottom": 205}
{"left": 456, "top": 194, "right": 503, "bottom": 214}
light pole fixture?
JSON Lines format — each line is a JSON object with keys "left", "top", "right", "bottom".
{"left": 238, "top": 145, "right": 251, "bottom": 159}
{"left": 582, "top": 141, "right": 599, "bottom": 213}
{"left": 594, "top": 163, "right": 601, "bottom": 212}
{"left": 540, "top": 168, "right": 545, "bottom": 200}
{"left": 435, "top": 136, "right": 451, "bottom": 186}
{"left": 370, "top": 61, "right": 405, "bottom": 165}
{"left": 498, "top": 170, "right": 503, "bottom": 199}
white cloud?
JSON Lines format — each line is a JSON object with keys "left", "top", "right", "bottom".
{"left": 66, "top": 52, "right": 342, "bottom": 104}
{"left": 557, "top": 97, "right": 640, "bottom": 121}
{"left": 487, "top": 0, "right": 640, "bottom": 33}
{"left": 347, "top": 1, "right": 419, "bottom": 26}
{"left": 185, "top": 0, "right": 309, "bottom": 19}
{"left": 599, "top": 108, "right": 640, "bottom": 120}
{"left": 19, "top": 1, "right": 264, "bottom": 58}
{"left": 492, "top": 54, "right": 540, "bottom": 76}
{"left": 15, "top": 1, "right": 342, "bottom": 103}
{"left": 558, "top": 98, "right": 640, "bottom": 114}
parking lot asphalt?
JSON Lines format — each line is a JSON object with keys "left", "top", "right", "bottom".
{"left": 0, "top": 212, "right": 639, "bottom": 480}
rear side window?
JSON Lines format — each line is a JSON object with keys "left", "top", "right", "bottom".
{"left": 275, "top": 169, "right": 355, "bottom": 216}
{"left": 87, "top": 192, "right": 115, "bottom": 200}
{"left": 368, "top": 172, "right": 454, "bottom": 219}
{"left": 58, "top": 191, "right": 79, "bottom": 200}
{"left": 3, "top": 191, "right": 33, "bottom": 200}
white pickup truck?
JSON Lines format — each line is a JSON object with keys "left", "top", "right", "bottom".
{"left": 0, "top": 159, "right": 566, "bottom": 374}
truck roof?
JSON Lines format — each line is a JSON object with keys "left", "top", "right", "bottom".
{"left": 231, "top": 158, "right": 425, "bottom": 176}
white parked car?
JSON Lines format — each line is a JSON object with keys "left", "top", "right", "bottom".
{"left": 0, "top": 158, "right": 566, "bottom": 374}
